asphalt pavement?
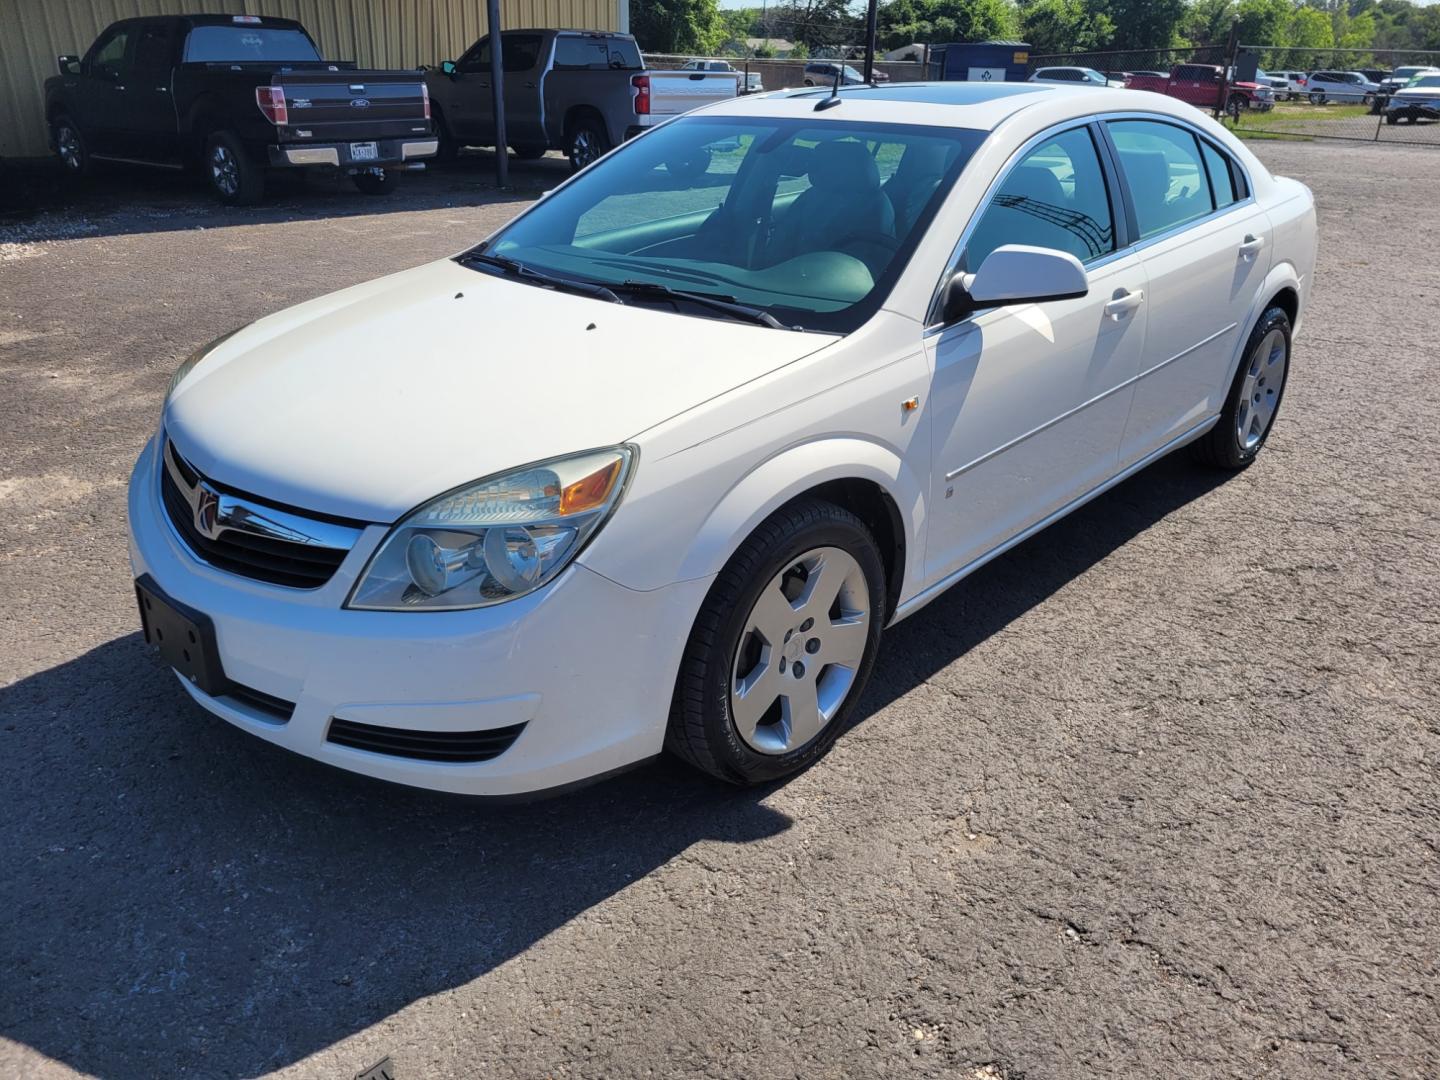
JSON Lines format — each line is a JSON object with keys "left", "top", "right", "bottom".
{"left": 1, "top": 142, "right": 1437, "bottom": 1079}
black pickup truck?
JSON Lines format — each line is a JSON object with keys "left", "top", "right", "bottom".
{"left": 44, "top": 14, "right": 436, "bottom": 204}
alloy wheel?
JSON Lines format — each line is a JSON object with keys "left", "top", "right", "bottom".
{"left": 210, "top": 144, "right": 239, "bottom": 197}
{"left": 730, "top": 546, "right": 870, "bottom": 755}
{"left": 571, "top": 129, "right": 599, "bottom": 168}
{"left": 1235, "top": 327, "right": 1288, "bottom": 451}
{"left": 56, "top": 125, "right": 81, "bottom": 170}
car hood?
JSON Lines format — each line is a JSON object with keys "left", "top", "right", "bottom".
{"left": 164, "top": 258, "right": 835, "bottom": 523}
{"left": 1394, "top": 85, "right": 1440, "bottom": 97}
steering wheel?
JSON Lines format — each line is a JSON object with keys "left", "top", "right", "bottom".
{"left": 834, "top": 230, "right": 900, "bottom": 272}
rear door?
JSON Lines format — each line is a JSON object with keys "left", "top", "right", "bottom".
{"left": 1104, "top": 118, "right": 1270, "bottom": 465}
{"left": 124, "top": 19, "right": 180, "bottom": 162}
{"left": 925, "top": 123, "right": 1149, "bottom": 580}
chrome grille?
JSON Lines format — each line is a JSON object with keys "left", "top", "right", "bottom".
{"left": 160, "top": 439, "right": 365, "bottom": 589}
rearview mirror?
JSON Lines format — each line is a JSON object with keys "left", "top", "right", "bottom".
{"left": 440, "top": 60, "right": 457, "bottom": 77}
{"left": 57, "top": 54, "right": 80, "bottom": 76}
{"left": 942, "top": 244, "right": 1089, "bottom": 323}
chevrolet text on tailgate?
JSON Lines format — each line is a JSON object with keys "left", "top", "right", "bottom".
{"left": 132, "top": 82, "right": 1316, "bottom": 799}
{"left": 45, "top": 14, "right": 437, "bottom": 204}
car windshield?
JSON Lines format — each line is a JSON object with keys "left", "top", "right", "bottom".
{"left": 183, "top": 25, "right": 320, "bottom": 63}
{"left": 1409, "top": 75, "right": 1440, "bottom": 88}
{"left": 474, "top": 115, "right": 985, "bottom": 334}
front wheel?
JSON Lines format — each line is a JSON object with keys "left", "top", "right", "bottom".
{"left": 1386, "top": 111, "right": 1400, "bottom": 125}
{"left": 1309, "top": 90, "right": 1325, "bottom": 105}
{"left": 52, "top": 114, "right": 93, "bottom": 176}
{"left": 352, "top": 168, "right": 398, "bottom": 195}
{"left": 1191, "top": 306, "right": 1292, "bottom": 469}
{"left": 1226, "top": 94, "right": 1244, "bottom": 119}
{"left": 666, "top": 498, "right": 886, "bottom": 785}
{"left": 511, "top": 145, "right": 548, "bottom": 160}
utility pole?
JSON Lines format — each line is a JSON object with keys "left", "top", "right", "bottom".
{"left": 488, "top": 0, "right": 509, "bottom": 188}
{"left": 862, "top": 0, "right": 878, "bottom": 82}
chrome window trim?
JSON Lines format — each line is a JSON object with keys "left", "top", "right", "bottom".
{"left": 924, "top": 110, "right": 1256, "bottom": 332}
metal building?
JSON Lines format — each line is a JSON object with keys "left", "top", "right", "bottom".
{"left": 0, "top": 0, "right": 627, "bottom": 158}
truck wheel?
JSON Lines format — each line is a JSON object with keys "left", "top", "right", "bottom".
{"left": 564, "top": 115, "right": 609, "bottom": 173}
{"left": 432, "top": 106, "right": 459, "bottom": 161}
{"left": 1226, "top": 94, "right": 1244, "bottom": 119}
{"left": 512, "top": 145, "right": 548, "bottom": 160}
{"left": 52, "top": 114, "right": 93, "bottom": 176}
{"left": 1386, "top": 111, "right": 1399, "bottom": 125}
{"left": 204, "top": 131, "right": 264, "bottom": 206}
{"left": 352, "top": 168, "right": 398, "bottom": 195}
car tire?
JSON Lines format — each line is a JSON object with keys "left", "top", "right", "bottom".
{"left": 203, "top": 131, "right": 264, "bottom": 206}
{"left": 352, "top": 168, "right": 399, "bottom": 195}
{"left": 51, "top": 114, "right": 93, "bottom": 176}
{"left": 1363, "top": 93, "right": 1376, "bottom": 108}
{"left": 1226, "top": 94, "right": 1244, "bottom": 119}
{"left": 512, "top": 145, "right": 548, "bottom": 160}
{"left": 432, "top": 107, "right": 460, "bottom": 161}
{"left": 666, "top": 497, "right": 886, "bottom": 786}
{"left": 1309, "top": 90, "right": 1325, "bottom": 105}
{"left": 564, "top": 113, "right": 609, "bottom": 173}
{"left": 803, "top": 78, "right": 816, "bottom": 86}
{"left": 1191, "top": 306, "right": 1292, "bottom": 470}
{"left": 1386, "top": 111, "right": 1400, "bottom": 125}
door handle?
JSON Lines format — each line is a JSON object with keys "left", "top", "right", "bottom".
{"left": 113, "top": 84, "right": 126, "bottom": 91}
{"left": 1239, "top": 233, "right": 1265, "bottom": 259}
{"left": 525, "top": 81, "right": 536, "bottom": 88}
{"left": 155, "top": 86, "right": 169, "bottom": 92}
{"left": 1104, "top": 289, "right": 1144, "bottom": 320}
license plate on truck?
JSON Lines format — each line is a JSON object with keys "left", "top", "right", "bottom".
{"left": 350, "top": 142, "right": 378, "bottom": 161}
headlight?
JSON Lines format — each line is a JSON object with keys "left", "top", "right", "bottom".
{"left": 346, "top": 447, "right": 634, "bottom": 611}
{"left": 166, "top": 326, "right": 243, "bottom": 404}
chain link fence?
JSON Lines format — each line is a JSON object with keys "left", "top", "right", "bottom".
{"left": 642, "top": 53, "right": 926, "bottom": 95}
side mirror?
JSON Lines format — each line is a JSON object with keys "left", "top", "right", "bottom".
{"left": 440, "top": 60, "right": 457, "bottom": 77}
{"left": 941, "top": 245, "right": 1089, "bottom": 323}
{"left": 57, "top": 54, "right": 80, "bottom": 76}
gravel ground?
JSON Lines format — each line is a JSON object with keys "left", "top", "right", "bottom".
{"left": 1, "top": 142, "right": 1437, "bottom": 1080}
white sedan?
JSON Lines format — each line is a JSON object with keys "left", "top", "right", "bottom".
{"left": 131, "top": 82, "right": 1317, "bottom": 796}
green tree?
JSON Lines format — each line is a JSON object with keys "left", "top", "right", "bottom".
{"left": 878, "top": 0, "right": 1019, "bottom": 49}
{"left": 1019, "top": 0, "right": 1116, "bottom": 54}
{"left": 1094, "top": 0, "right": 1187, "bottom": 49}
{"left": 1182, "top": 0, "right": 1236, "bottom": 46}
{"left": 631, "top": 0, "right": 726, "bottom": 53}
{"left": 1233, "top": 0, "right": 1290, "bottom": 44}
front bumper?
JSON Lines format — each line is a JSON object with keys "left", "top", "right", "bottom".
{"left": 127, "top": 436, "right": 708, "bottom": 796}
{"left": 267, "top": 138, "right": 439, "bottom": 169}
{"left": 1385, "top": 98, "right": 1440, "bottom": 116}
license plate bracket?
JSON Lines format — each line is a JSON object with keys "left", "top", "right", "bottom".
{"left": 349, "top": 141, "right": 379, "bottom": 161}
{"left": 135, "top": 574, "right": 229, "bottom": 696}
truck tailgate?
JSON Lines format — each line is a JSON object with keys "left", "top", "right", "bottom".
{"left": 273, "top": 69, "right": 430, "bottom": 140}
{"left": 646, "top": 71, "right": 740, "bottom": 117}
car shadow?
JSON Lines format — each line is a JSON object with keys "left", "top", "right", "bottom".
{"left": 0, "top": 452, "right": 1229, "bottom": 1077}
{"left": 0, "top": 152, "right": 569, "bottom": 241}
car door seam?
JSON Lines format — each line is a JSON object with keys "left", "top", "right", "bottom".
{"left": 941, "top": 322, "right": 1234, "bottom": 482}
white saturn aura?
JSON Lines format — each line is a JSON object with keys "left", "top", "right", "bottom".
{"left": 130, "top": 81, "right": 1317, "bottom": 796}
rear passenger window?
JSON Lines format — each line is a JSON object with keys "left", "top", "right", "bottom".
{"left": 1201, "top": 140, "right": 1237, "bottom": 207}
{"left": 1108, "top": 120, "right": 1214, "bottom": 239}
{"left": 965, "top": 126, "right": 1115, "bottom": 269}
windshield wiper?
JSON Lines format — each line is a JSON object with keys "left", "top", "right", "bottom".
{"left": 458, "top": 251, "right": 622, "bottom": 305}
{"left": 612, "top": 280, "right": 795, "bottom": 330}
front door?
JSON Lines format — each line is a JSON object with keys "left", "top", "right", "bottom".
{"left": 74, "top": 23, "right": 134, "bottom": 156}
{"left": 925, "top": 124, "right": 1149, "bottom": 582}
{"left": 1104, "top": 119, "right": 1271, "bottom": 466}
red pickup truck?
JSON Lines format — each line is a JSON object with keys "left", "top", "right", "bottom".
{"left": 1126, "top": 64, "right": 1275, "bottom": 117}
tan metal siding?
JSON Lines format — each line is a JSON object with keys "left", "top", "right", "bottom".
{"left": 1, "top": 0, "right": 618, "bottom": 158}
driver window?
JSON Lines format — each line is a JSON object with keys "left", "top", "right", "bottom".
{"left": 964, "top": 126, "right": 1115, "bottom": 271}
{"left": 90, "top": 27, "right": 132, "bottom": 78}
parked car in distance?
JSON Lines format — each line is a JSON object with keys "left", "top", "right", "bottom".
{"left": 1130, "top": 70, "right": 1167, "bottom": 78}
{"left": 1126, "top": 64, "right": 1274, "bottom": 116}
{"left": 1030, "top": 66, "right": 1124, "bottom": 88}
{"left": 427, "top": 30, "right": 739, "bottom": 172}
{"left": 1379, "top": 65, "right": 1440, "bottom": 96}
{"left": 1306, "top": 70, "right": 1379, "bottom": 105}
{"left": 1255, "top": 69, "right": 1289, "bottom": 95}
{"left": 134, "top": 81, "right": 1316, "bottom": 796}
{"left": 802, "top": 62, "right": 889, "bottom": 86}
{"left": 682, "top": 57, "right": 762, "bottom": 93}
{"left": 1384, "top": 72, "right": 1440, "bottom": 124}
{"left": 1269, "top": 70, "right": 1310, "bottom": 100}
{"left": 44, "top": 13, "right": 436, "bottom": 204}
{"left": 1358, "top": 68, "right": 1391, "bottom": 84}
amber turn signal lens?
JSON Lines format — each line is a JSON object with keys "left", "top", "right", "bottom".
{"left": 559, "top": 458, "right": 622, "bottom": 515}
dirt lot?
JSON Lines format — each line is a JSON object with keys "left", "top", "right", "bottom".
{"left": 2, "top": 142, "right": 1438, "bottom": 1079}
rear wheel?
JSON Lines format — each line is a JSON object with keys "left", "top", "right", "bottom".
{"left": 432, "top": 106, "right": 460, "bottom": 161}
{"left": 564, "top": 113, "right": 609, "bottom": 173}
{"left": 666, "top": 497, "right": 886, "bottom": 785}
{"left": 512, "top": 145, "right": 547, "bottom": 160}
{"left": 352, "top": 168, "right": 398, "bottom": 195}
{"left": 52, "top": 114, "right": 92, "bottom": 176}
{"left": 1309, "top": 90, "right": 1325, "bottom": 105}
{"left": 1191, "top": 306, "right": 1292, "bottom": 470}
{"left": 1386, "top": 111, "right": 1400, "bottom": 125}
{"left": 204, "top": 131, "right": 264, "bottom": 205}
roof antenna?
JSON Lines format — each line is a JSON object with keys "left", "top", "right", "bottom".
{"left": 815, "top": 64, "right": 843, "bottom": 110}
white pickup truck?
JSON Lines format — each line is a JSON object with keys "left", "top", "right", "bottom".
{"left": 681, "top": 58, "right": 764, "bottom": 94}
{"left": 427, "top": 30, "right": 739, "bottom": 172}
